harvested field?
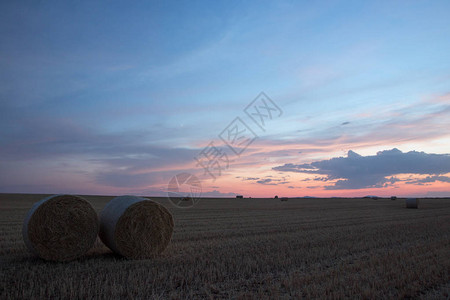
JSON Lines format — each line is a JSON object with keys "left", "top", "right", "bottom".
{"left": 1, "top": 194, "right": 449, "bottom": 299}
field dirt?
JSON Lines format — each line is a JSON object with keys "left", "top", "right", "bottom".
{"left": 1, "top": 194, "right": 449, "bottom": 299}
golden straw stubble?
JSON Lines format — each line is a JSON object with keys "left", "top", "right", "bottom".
{"left": 23, "top": 194, "right": 99, "bottom": 262}
{"left": 99, "top": 196, "right": 174, "bottom": 259}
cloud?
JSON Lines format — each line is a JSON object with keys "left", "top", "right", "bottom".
{"left": 313, "top": 177, "right": 329, "bottom": 181}
{"left": 255, "top": 176, "right": 290, "bottom": 185}
{"left": 254, "top": 93, "right": 450, "bottom": 157}
{"left": 0, "top": 115, "right": 204, "bottom": 191}
{"left": 273, "top": 148, "right": 450, "bottom": 189}
{"left": 95, "top": 172, "right": 157, "bottom": 188}
{"left": 405, "top": 175, "right": 450, "bottom": 185}
{"left": 257, "top": 178, "right": 275, "bottom": 185}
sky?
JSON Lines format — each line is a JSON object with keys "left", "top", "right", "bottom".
{"left": 1, "top": 0, "right": 450, "bottom": 198}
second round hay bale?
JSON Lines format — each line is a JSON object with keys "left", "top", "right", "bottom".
{"left": 99, "top": 196, "right": 174, "bottom": 259}
{"left": 405, "top": 198, "right": 419, "bottom": 208}
{"left": 22, "top": 194, "right": 99, "bottom": 262}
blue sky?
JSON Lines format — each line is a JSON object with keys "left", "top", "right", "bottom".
{"left": 1, "top": 1, "right": 449, "bottom": 197}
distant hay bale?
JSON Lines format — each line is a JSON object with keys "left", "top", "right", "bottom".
{"left": 405, "top": 198, "right": 419, "bottom": 208}
{"left": 99, "top": 196, "right": 174, "bottom": 259}
{"left": 22, "top": 194, "right": 99, "bottom": 262}
{"left": 391, "top": 196, "right": 397, "bottom": 200}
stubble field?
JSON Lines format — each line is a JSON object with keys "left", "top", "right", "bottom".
{"left": 1, "top": 194, "right": 449, "bottom": 299}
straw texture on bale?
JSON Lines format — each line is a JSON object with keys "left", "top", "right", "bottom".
{"left": 406, "top": 198, "right": 419, "bottom": 208}
{"left": 22, "top": 194, "right": 99, "bottom": 262}
{"left": 99, "top": 196, "right": 174, "bottom": 259}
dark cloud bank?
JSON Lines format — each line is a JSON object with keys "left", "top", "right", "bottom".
{"left": 273, "top": 148, "right": 450, "bottom": 189}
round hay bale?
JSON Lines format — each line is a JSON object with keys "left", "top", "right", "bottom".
{"left": 99, "top": 196, "right": 174, "bottom": 259}
{"left": 22, "top": 194, "right": 99, "bottom": 262}
{"left": 405, "top": 198, "right": 419, "bottom": 208}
